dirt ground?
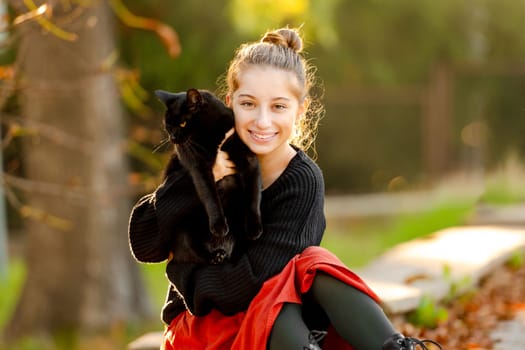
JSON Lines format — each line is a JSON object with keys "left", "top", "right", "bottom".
{"left": 391, "top": 257, "right": 525, "bottom": 349}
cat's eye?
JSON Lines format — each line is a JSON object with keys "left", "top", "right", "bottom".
{"left": 180, "top": 121, "right": 187, "bottom": 127}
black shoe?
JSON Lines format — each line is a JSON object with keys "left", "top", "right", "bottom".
{"left": 382, "top": 333, "right": 442, "bottom": 350}
{"left": 303, "top": 330, "right": 327, "bottom": 350}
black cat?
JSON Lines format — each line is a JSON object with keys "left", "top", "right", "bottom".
{"left": 155, "top": 88, "right": 263, "bottom": 264}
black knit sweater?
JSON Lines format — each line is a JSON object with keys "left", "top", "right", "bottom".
{"left": 128, "top": 150, "right": 326, "bottom": 324}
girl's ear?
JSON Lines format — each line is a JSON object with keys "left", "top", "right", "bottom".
{"left": 297, "top": 98, "right": 307, "bottom": 119}
{"left": 225, "top": 95, "right": 231, "bottom": 107}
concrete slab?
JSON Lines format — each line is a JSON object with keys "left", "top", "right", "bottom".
{"left": 128, "top": 331, "right": 164, "bottom": 350}
{"left": 357, "top": 225, "right": 525, "bottom": 314}
{"left": 467, "top": 203, "right": 525, "bottom": 226}
{"left": 491, "top": 310, "right": 525, "bottom": 350}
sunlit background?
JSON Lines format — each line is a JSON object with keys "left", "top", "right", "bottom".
{"left": 0, "top": 0, "right": 524, "bottom": 349}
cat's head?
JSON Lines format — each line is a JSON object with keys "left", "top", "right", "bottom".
{"left": 155, "top": 88, "right": 233, "bottom": 144}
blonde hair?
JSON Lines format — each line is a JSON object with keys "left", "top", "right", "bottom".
{"left": 218, "top": 27, "right": 323, "bottom": 154}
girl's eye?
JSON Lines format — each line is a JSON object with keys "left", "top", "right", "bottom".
{"left": 240, "top": 101, "right": 254, "bottom": 108}
{"left": 274, "top": 104, "right": 287, "bottom": 110}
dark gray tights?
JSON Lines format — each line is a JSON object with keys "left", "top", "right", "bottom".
{"left": 268, "top": 303, "right": 312, "bottom": 350}
{"left": 268, "top": 272, "right": 397, "bottom": 350}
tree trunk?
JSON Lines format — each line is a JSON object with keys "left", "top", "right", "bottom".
{"left": 5, "top": 0, "right": 152, "bottom": 340}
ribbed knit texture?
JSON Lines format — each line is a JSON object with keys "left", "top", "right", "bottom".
{"left": 128, "top": 150, "right": 326, "bottom": 323}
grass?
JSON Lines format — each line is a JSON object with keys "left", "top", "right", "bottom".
{"left": 0, "top": 258, "right": 26, "bottom": 330}
{"left": 321, "top": 200, "right": 476, "bottom": 268}
{"left": 140, "top": 263, "right": 170, "bottom": 312}
{"left": 479, "top": 154, "right": 525, "bottom": 205}
{"left": 479, "top": 180, "right": 525, "bottom": 205}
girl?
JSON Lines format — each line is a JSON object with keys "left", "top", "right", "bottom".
{"left": 129, "top": 27, "right": 441, "bottom": 350}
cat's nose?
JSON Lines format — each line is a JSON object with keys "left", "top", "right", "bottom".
{"left": 165, "top": 127, "right": 177, "bottom": 142}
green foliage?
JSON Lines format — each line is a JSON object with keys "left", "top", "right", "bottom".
{"left": 442, "top": 264, "right": 472, "bottom": 304}
{"left": 478, "top": 156, "right": 525, "bottom": 205}
{"left": 126, "top": 139, "right": 167, "bottom": 172}
{"left": 140, "top": 263, "right": 169, "bottom": 312}
{"left": 318, "top": 105, "right": 423, "bottom": 193}
{"left": 0, "top": 259, "right": 25, "bottom": 330}
{"left": 480, "top": 183, "right": 525, "bottom": 205}
{"left": 322, "top": 217, "right": 393, "bottom": 267}
{"left": 407, "top": 294, "right": 448, "bottom": 329}
{"left": 317, "top": 0, "right": 525, "bottom": 85}
{"left": 312, "top": 0, "right": 525, "bottom": 192}
{"left": 407, "top": 258, "right": 485, "bottom": 328}
{"left": 226, "top": 0, "right": 341, "bottom": 48}
{"left": 408, "top": 261, "right": 479, "bottom": 328}
{"left": 117, "top": 0, "right": 241, "bottom": 94}
{"left": 317, "top": 0, "right": 466, "bottom": 84}
{"left": 227, "top": 0, "right": 309, "bottom": 35}
{"left": 0, "top": 337, "right": 55, "bottom": 350}
{"left": 381, "top": 201, "right": 475, "bottom": 246}
{"left": 507, "top": 251, "right": 524, "bottom": 270}
{"left": 322, "top": 199, "right": 476, "bottom": 267}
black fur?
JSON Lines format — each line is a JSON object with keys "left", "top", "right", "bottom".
{"left": 155, "top": 88, "right": 263, "bottom": 264}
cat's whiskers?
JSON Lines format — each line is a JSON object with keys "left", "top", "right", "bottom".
{"left": 152, "top": 138, "right": 170, "bottom": 154}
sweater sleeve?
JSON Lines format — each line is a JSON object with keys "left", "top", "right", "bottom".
{"left": 128, "top": 161, "right": 200, "bottom": 263}
{"left": 167, "top": 153, "right": 326, "bottom": 316}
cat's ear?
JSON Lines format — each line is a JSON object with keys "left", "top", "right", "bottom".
{"left": 154, "top": 90, "right": 176, "bottom": 106}
{"left": 186, "top": 89, "right": 203, "bottom": 111}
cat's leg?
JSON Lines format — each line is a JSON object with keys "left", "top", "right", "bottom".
{"left": 189, "top": 167, "right": 229, "bottom": 238}
{"left": 243, "top": 153, "right": 263, "bottom": 240}
{"left": 222, "top": 136, "right": 263, "bottom": 240}
{"left": 205, "top": 233, "right": 235, "bottom": 264}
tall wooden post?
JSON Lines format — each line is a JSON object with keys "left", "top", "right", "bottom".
{"left": 422, "top": 63, "right": 454, "bottom": 182}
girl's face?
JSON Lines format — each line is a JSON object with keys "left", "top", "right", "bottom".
{"left": 229, "top": 65, "right": 305, "bottom": 162}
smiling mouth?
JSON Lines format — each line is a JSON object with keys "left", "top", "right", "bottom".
{"left": 250, "top": 131, "right": 277, "bottom": 141}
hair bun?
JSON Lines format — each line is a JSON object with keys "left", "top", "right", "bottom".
{"left": 261, "top": 28, "right": 303, "bottom": 53}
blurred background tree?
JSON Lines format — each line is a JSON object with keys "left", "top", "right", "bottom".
{"left": 318, "top": 0, "right": 525, "bottom": 192}
{"left": 1, "top": 0, "right": 154, "bottom": 342}
{"left": 0, "top": 0, "right": 523, "bottom": 347}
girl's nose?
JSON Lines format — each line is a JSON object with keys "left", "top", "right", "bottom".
{"left": 255, "top": 108, "right": 272, "bottom": 128}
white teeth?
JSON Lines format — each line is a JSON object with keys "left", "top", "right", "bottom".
{"left": 251, "top": 132, "right": 274, "bottom": 140}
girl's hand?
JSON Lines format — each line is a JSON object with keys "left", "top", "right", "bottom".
{"left": 213, "top": 129, "right": 236, "bottom": 181}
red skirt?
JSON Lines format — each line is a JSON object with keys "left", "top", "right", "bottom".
{"left": 163, "top": 246, "right": 380, "bottom": 350}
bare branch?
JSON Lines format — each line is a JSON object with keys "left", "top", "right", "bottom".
{"left": 114, "top": 67, "right": 155, "bottom": 118}
{"left": 1, "top": 175, "right": 74, "bottom": 231}
{"left": 2, "top": 171, "right": 152, "bottom": 202}
{"left": 12, "top": 1, "right": 47, "bottom": 26}
{"left": 14, "top": 0, "right": 78, "bottom": 41}
{"left": 3, "top": 172, "right": 89, "bottom": 201}
{"left": 2, "top": 115, "right": 95, "bottom": 154}
{"left": 108, "top": 0, "right": 181, "bottom": 58}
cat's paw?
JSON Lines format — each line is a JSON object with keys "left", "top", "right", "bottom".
{"left": 210, "top": 249, "right": 227, "bottom": 265}
{"left": 210, "top": 220, "right": 229, "bottom": 238}
{"left": 246, "top": 215, "right": 263, "bottom": 240}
